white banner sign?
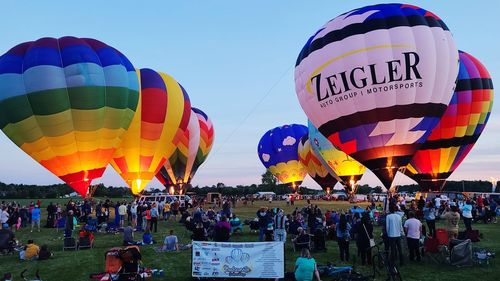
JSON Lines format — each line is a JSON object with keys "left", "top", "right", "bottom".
{"left": 192, "top": 241, "right": 285, "bottom": 279}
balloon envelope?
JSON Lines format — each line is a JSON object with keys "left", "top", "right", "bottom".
{"left": 406, "top": 51, "right": 494, "bottom": 191}
{"left": 156, "top": 108, "right": 200, "bottom": 191}
{"left": 298, "top": 135, "right": 338, "bottom": 192}
{"left": 257, "top": 124, "right": 308, "bottom": 187}
{"left": 110, "top": 69, "right": 190, "bottom": 195}
{"left": 0, "top": 37, "right": 139, "bottom": 196}
{"left": 295, "top": 4, "right": 459, "bottom": 188}
{"left": 191, "top": 107, "right": 214, "bottom": 178}
{"left": 308, "top": 121, "right": 366, "bottom": 191}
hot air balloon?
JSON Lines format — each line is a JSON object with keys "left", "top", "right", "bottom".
{"left": 295, "top": 3, "right": 459, "bottom": 189}
{"left": 308, "top": 121, "right": 366, "bottom": 194}
{"left": 257, "top": 124, "right": 308, "bottom": 189}
{"left": 405, "top": 51, "right": 494, "bottom": 191}
{"left": 156, "top": 108, "right": 200, "bottom": 194}
{"left": 110, "top": 69, "right": 190, "bottom": 195}
{"left": 0, "top": 37, "right": 139, "bottom": 196}
{"left": 298, "top": 135, "right": 338, "bottom": 193}
{"left": 191, "top": 107, "right": 215, "bottom": 177}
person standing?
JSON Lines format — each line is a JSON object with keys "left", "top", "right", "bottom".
{"left": 423, "top": 201, "right": 436, "bottom": 237}
{"left": 257, "top": 207, "right": 270, "bottom": 242}
{"left": 294, "top": 248, "right": 322, "bottom": 281}
{"left": 386, "top": 204, "right": 404, "bottom": 266}
{"left": 118, "top": 202, "right": 127, "bottom": 228}
{"left": 461, "top": 199, "right": 473, "bottom": 232}
{"left": 30, "top": 205, "right": 41, "bottom": 233}
{"left": 163, "top": 201, "right": 171, "bottom": 221}
{"left": 150, "top": 203, "right": 159, "bottom": 233}
{"left": 130, "top": 202, "right": 138, "bottom": 228}
{"left": 355, "top": 212, "right": 373, "bottom": 265}
{"left": 403, "top": 212, "right": 422, "bottom": 262}
{"left": 336, "top": 214, "right": 351, "bottom": 262}
{"left": 441, "top": 205, "right": 460, "bottom": 239}
{"left": 274, "top": 209, "right": 287, "bottom": 242}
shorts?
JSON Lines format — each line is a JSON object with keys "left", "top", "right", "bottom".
{"left": 32, "top": 219, "right": 40, "bottom": 225}
{"left": 131, "top": 214, "right": 137, "bottom": 219}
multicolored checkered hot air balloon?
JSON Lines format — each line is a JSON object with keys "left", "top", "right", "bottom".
{"left": 191, "top": 107, "right": 214, "bottom": 177}
{"left": 295, "top": 3, "right": 459, "bottom": 189}
{"left": 405, "top": 51, "right": 494, "bottom": 191}
{"left": 257, "top": 124, "right": 308, "bottom": 188}
{"left": 110, "top": 69, "right": 191, "bottom": 195}
{"left": 0, "top": 37, "right": 139, "bottom": 196}
{"left": 308, "top": 121, "right": 366, "bottom": 193}
{"left": 298, "top": 135, "right": 338, "bottom": 193}
{"left": 156, "top": 108, "right": 200, "bottom": 194}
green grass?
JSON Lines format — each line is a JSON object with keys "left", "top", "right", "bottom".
{"left": 0, "top": 200, "right": 498, "bottom": 281}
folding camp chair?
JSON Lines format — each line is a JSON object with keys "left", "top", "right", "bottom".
{"left": 423, "top": 236, "right": 448, "bottom": 264}
{"left": 78, "top": 236, "right": 93, "bottom": 250}
{"left": 63, "top": 236, "right": 78, "bottom": 251}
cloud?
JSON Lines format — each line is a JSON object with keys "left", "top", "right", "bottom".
{"left": 262, "top": 153, "right": 270, "bottom": 162}
{"left": 282, "top": 136, "right": 296, "bottom": 146}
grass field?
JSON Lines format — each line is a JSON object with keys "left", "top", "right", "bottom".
{"left": 0, "top": 199, "right": 498, "bottom": 281}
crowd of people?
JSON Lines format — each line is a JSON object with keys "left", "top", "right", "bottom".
{"left": 0, "top": 192, "right": 498, "bottom": 280}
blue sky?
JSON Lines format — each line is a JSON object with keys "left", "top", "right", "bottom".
{"left": 0, "top": 1, "right": 499, "bottom": 190}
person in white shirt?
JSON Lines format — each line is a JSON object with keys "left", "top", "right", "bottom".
{"left": 0, "top": 207, "right": 9, "bottom": 225}
{"left": 118, "top": 202, "right": 127, "bottom": 227}
{"left": 403, "top": 212, "right": 422, "bottom": 262}
{"left": 130, "top": 202, "right": 138, "bottom": 228}
{"left": 386, "top": 203, "right": 404, "bottom": 266}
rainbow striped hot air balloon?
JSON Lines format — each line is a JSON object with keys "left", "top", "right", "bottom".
{"left": 405, "top": 51, "right": 494, "bottom": 191}
{"left": 295, "top": 4, "right": 459, "bottom": 189}
{"left": 156, "top": 108, "right": 200, "bottom": 194}
{"left": 191, "top": 107, "right": 214, "bottom": 177}
{"left": 257, "top": 124, "right": 308, "bottom": 188}
{"left": 110, "top": 69, "right": 191, "bottom": 195}
{"left": 298, "top": 135, "right": 338, "bottom": 193}
{"left": 0, "top": 37, "right": 139, "bottom": 196}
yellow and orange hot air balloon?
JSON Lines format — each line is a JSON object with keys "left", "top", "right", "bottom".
{"left": 110, "top": 69, "right": 191, "bottom": 195}
{"left": 0, "top": 37, "right": 139, "bottom": 196}
{"left": 298, "top": 135, "right": 338, "bottom": 193}
{"left": 308, "top": 121, "right": 366, "bottom": 194}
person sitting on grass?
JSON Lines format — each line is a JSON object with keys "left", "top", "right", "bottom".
{"left": 292, "top": 227, "right": 310, "bottom": 251}
{"left": 162, "top": 230, "right": 179, "bottom": 251}
{"left": 192, "top": 222, "right": 208, "bottom": 241}
{"left": 20, "top": 239, "right": 39, "bottom": 260}
{"left": 142, "top": 228, "right": 154, "bottom": 245}
{"left": 38, "top": 245, "right": 53, "bottom": 260}
{"left": 294, "top": 248, "right": 322, "bottom": 281}
{"left": 123, "top": 224, "right": 136, "bottom": 246}
{"left": 213, "top": 216, "right": 231, "bottom": 242}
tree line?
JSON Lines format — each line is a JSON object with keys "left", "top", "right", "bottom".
{"left": 0, "top": 171, "right": 497, "bottom": 199}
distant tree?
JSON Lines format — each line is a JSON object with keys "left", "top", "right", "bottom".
{"left": 261, "top": 170, "right": 277, "bottom": 186}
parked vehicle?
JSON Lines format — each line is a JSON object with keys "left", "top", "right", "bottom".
{"left": 138, "top": 193, "right": 192, "bottom": 208}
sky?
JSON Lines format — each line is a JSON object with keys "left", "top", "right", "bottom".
{"left": 0, "top": 0, "right": 499, "bottom": 191}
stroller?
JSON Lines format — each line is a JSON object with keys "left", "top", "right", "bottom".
{"left": 91, "top": 246, "right": 148, "bottom": 281}
{"left": 449, "top": 239, "right": 473, "bottom": 267}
